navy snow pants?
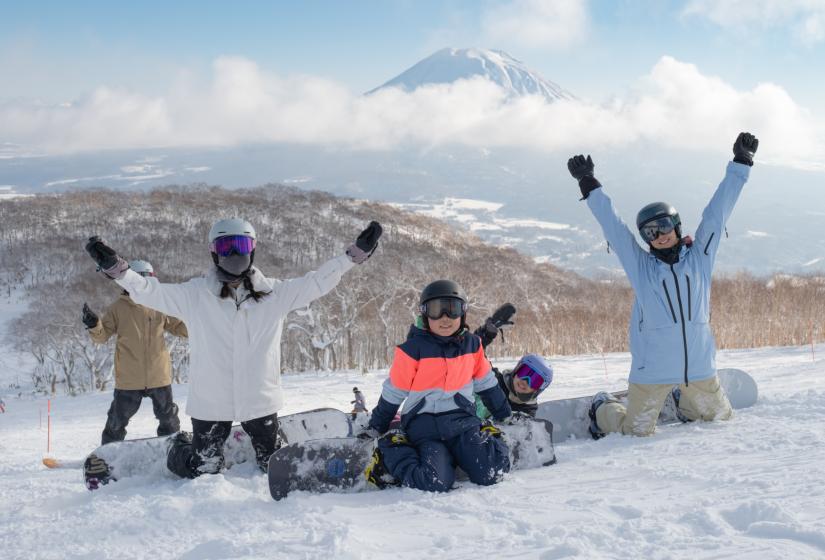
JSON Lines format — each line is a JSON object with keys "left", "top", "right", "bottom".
{"left": 380, "top": 411, "right": 510, "bottom": 492}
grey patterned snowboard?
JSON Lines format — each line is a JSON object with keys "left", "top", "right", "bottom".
{"left": 267, "top": 414, "right": 556, "bottom": 500}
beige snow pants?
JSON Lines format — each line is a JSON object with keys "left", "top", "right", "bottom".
{"left": 595, "top": 375, "right": 733, "bottom": 437}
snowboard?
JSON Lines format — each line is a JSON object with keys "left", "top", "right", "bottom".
{"left": 267, "top": 413, "right": 556, "bottom": 501}
{"left": 534, "top": 368, "right": 758, "bottom": 441}
{"left": 70, "top": 407, "right": 367, "bottom": 490}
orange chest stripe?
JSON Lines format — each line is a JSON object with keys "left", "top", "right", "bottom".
{"left": 390, "top": 352, "right": 479, "bottom": 392}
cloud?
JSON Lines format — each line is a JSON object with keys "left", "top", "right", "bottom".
{"left": 683, "top": 0, "right": 825, "bottom": 45}
{"left": 481, "top": 0, "right": 589, "bottom": 49}
{"left": 1, "top": 55, "right": 823, "bottom": 170}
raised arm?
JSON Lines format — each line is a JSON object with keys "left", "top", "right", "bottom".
{"left": 567, "top": 155, "right": 646, "bottom": 287}
{"left": 85, "top": 236, "right": 193, "bottom": 320}
{"left": 694, "top": 132, "right": 758, "bottom": 270}
{"left": 277, "top": 221, "right": 383, "bottom": 313}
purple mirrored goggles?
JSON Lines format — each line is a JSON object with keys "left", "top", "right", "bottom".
{"left": 512, "top": 362, "right": 550, "bottom": 392}
{"left": 210, "top": 235, "right": 256, "bottom": 257}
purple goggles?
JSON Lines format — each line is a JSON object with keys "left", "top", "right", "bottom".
{"left": 512, "top": 362, "right": 549, "bottom": 391}
{"left": 210, "top": 235, "right": 256, "bottom": 257}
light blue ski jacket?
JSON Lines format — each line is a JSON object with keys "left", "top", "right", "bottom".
{"left": 586, "top": 161, "right": 751, "bottom": 385}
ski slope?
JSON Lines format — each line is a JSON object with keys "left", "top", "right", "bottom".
{"left": 1, "top": 345, "right": 824, "bottom": 559}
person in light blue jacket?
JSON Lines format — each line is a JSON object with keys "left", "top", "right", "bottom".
{"left": 567, "top": 132, "right": 759, "bottom": 438}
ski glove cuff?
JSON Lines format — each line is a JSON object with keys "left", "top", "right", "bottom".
{"left": 101, "top": 257, "right": 129, "bottom": 280}
{"left": 578, "top": 175, "right": 602, "bottom": 200}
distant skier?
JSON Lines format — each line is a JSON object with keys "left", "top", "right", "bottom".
{"left": 351, "top": 387, "right": 367, "bottom": 419}
{"left": 0, "top": 398, "right": 5, "bottom": 413}
{"left": 567, "top": 131, "right": 759, "bottom": 438}
{"left": 85, "top": 218, "right": 382, "bottom": 478}
{"left": 472, "top": 303, "right": 554, "bottom": 419}
{"left": 358, "top": 280, "right": 511, "bottom": 492}
{"left": 83, "top": 259, "right": 187, "bottom": 445}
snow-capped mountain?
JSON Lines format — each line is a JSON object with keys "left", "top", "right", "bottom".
{"left": 367, "top": 47, "right": 574, "bottom": 102}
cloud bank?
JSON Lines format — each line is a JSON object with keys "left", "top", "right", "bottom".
{"left": 1, "top": 55, "right": 822, "bottom": 170}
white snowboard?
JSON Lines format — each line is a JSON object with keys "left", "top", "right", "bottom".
{"left": 534, "top": 368, "right": 758, "bottom": 442}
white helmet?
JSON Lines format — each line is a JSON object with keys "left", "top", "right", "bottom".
{"left": 208, "top": 218, "right": 256, "bottom": 243}
{"left": 129, "top": 259, "right": 155, "bottom": 276}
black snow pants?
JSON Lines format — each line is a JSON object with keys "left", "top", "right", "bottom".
{"left": 166, "top": 413, "right": 280, "bottom": 479}
{"left": 101, "top": 385, "right": 180, "bottom": 445}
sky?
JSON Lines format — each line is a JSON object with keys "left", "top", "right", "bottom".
{"left": 1, "top": 0, "right": 825, "bottom": 168}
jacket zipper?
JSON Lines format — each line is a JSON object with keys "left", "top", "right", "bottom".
{"left": 661, "top": 280, "right": 677, "bottom": 323}
{"left": 670, "top": 265, "right": 689, "bottom": 386}
{"left": 686, "top": 274, "right": 692, "bottom": 321}
{"left": 703, "top": 233, "right": 715, "bottom": 255}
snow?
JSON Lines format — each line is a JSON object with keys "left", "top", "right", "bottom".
{"left": 368, "top": 47, "right": 575, "bottom": 103}
{"left": 2, "top": 341, "right": 825, "bottom": 559}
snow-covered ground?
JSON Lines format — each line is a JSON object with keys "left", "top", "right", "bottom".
{"left": 2, "top": 342, "right": 824, "bottom": 560}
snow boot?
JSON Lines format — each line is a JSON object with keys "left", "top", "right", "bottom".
{"left": 166, "top": 431, "right": 199, "bottom": 479}
{"left": 365, "top": 431, "right": 407, "bottom": 489}
{"left": 84, "top": 453, "right": 112, "bottom": 490}
{"left": 589, "top": 391, "right": 619, "bottom": 440}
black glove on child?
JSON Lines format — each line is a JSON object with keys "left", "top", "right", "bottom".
{"left": 82, "top": 303, "right": 99, "bottom": 329}
{"left": 346, "top": 221, "right": 383, "bottom": 264}
{"left": 567, "top": 155, "right": 602, "bottom": 199}
{"left": 733, "top": 132, "right": 759, "bottom": 167}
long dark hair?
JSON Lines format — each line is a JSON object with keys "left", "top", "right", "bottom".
{"left": 219, "top": 275, "right": 269, "bottom": 302}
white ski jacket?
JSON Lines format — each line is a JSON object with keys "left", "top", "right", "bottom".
{"left": 115, "top": 255, "right": 355, "bottom": 421}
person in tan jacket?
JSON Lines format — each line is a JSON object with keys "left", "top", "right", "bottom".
{"left": 83, "top": 260, "right": 188, "bottom": 445}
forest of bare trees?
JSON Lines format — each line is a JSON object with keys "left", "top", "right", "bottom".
{"left": 1, "top": 184, "right": 823, "bottom": 395}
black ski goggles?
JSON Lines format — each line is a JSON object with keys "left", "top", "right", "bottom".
{"left": 639, "top": 217, "right": 676, "bottom": 243}
{"left": 420, "top": 297, "right": 467, "bottom": 320}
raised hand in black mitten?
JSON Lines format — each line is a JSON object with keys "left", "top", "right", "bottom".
{"left": 490, "top": 303, "right": 516, "bottom": 328}
{"left": 733, "top": 132, "right": 759, "bottom": 167}
{"left": 81, "top": 303, "right": 99, "bottom": 329}
{"left": 567, "top": 155, "right": 602, "bottom": 199}
{"left": 346, "top": 221, "right": 383, "bottom": 264}
{"left": 85, "top": 236, "right": 119, "bottom": 270}
{"left": 85, "top": 236, "right": 128, "bottom": 279}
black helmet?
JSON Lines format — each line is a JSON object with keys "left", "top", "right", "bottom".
{"left": 636, "top": 202, "right": 681, "bottom": 238}
{"left": 419, "top": 280, "right": 467, "bottom": 305}
{"left": 352, "top": 387, "right": 359, "bottom": 393}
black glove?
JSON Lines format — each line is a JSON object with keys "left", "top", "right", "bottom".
{"left": 733, "top": 132, "right": 759, "bottom": 167}
{"left": 567, "top": 155, "right": 602, "bottom": 199}
{"left": 346, "top": 221, "right": 383, "bottom": 264}
{"left": 81, "top": 303, "right": 99, "bottom": 329}
{"left": 490, "top": 303, "right": 516, "bottom": 328}
{"left": 85, "top": 236, "right": 120, "bottom": 270}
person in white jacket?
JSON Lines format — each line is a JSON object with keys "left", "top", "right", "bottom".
{"left": 85, "top": 218, "right": 382, "bottom": 478}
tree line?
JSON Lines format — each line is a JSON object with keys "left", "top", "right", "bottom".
{"left": 1, "top": 184, "right": 822, "bottom": 395}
